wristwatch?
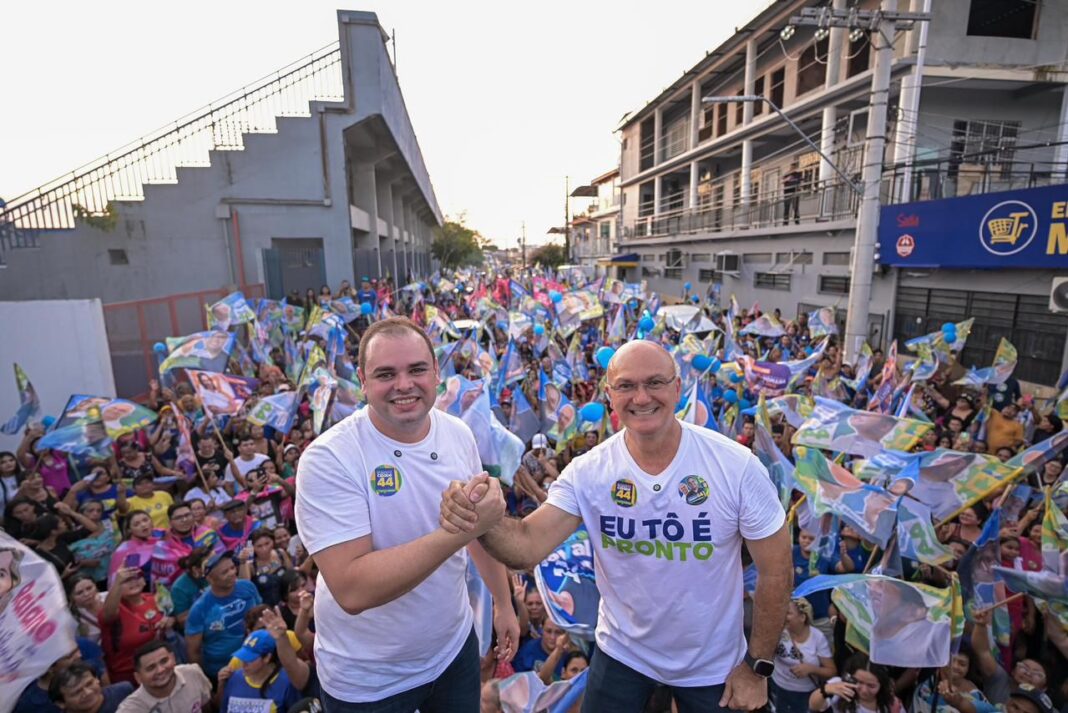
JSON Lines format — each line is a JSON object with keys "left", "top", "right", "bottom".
{"left": 744, "top": 651, "right": 775, "bottom": 678}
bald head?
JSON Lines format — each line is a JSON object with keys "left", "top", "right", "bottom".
{"left": 607, "top": 341, "right": 678, "bottom": 382}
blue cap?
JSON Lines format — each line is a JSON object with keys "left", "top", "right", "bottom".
{"left": 233, "top": 630, "right": 276, "bottom": 663}
{"left": 204, "top": 549, "right": 235, "bottom": 575}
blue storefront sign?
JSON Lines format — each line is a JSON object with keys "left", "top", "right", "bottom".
{"left": 878, "top": 183, "right": 1068, "bottom": 268}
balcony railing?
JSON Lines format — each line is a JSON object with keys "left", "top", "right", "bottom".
{"left": 883, "top": 158, "right": 1068, "bottom": 205}
{"left": 624, "top": 178, "right": 859, "bottom": 241}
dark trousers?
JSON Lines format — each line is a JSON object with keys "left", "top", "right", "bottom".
{"left": 581, "top": 647, "right": 731, "bottom": 713}
{"left": 321, "top": 629, "right": 479, "bottom": 713}
{"left": 783, "top": 189, "right": 800, "bottom": 224}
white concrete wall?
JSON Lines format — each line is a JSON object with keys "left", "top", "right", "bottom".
{"left": 0, "top": 300, "right": 115, "bottom": 452}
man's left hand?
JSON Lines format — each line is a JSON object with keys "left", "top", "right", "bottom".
{"left": 719, "top": 663, "right": 768, "bottom": 711}
{"left": 492, "top": 604, "right": 520, "bottom": 662}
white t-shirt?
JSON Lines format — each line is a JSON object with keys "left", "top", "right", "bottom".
{"left": 231, "top": 453, "right": 268, "bottom": 489}
{"left": 771, "top": 627, "right": 832, "bottom": 692}
{"left": 295, "top": 407, "right": 481, "bottom": 702}
{"left": 184, "top": 485, "right": 232, "bottom": 518}
{"left": 545, "top": 421, "right": 785, "bottom": 686}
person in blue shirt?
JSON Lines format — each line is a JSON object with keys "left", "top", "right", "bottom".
{"left": 512, "top": 618, "right": 567, "bottom": 680}
{"left": 838, "top": 526, "right": 870, "bottom": 573}
{"left": 792, "top": 530, "right": 835, "bottom": 621}
{"left": 185, "top": 550, "right": 262, "bottom": 680}
{"left": 218, "top": 630, "right": 302, "bottom": 713}
{"left": 355, "top": 278, "right": 377, "bottom": 311}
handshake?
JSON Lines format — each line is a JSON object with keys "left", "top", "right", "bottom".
{"left": 439, "top": 472, "right": 506, "bottom": 540}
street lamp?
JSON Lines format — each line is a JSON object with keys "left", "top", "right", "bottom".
{"left": 701, "top": 96, "right": 861, "bottom": 194}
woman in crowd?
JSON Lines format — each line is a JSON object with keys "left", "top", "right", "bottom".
{"left": 249, "top": 529, "right": 290, "bottom": 606}
{"left": 170, "top": 546, "right": 212, "bottom": 628}
{"left": 911, "top": 650, "right": 986, "bottom": 713}
{"left": 68, "top": 500, "right": 116, "bottom": 589}
{"left": 771, "top": 598, "right": 836, "bottom": 713}
{"left": 100, "top": 565, "right": 172, "bottom": 684}
{"left": 67, "top": 573, "right": 106, "bottom": 644}
{"left": 109, "top": 510, "right": 158, "bottom": 582}
{"left": 3, "top": 496, "right": 45, "bottom": 541}
{"left": 808, "top": 654, "right": 903, "bottom": 713}
{"left": 17, "top": 468, "right": 60, "bottom": 512}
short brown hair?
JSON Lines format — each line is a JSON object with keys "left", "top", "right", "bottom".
{"left": 358, "top": 317, "right": 436, "bottom": 374}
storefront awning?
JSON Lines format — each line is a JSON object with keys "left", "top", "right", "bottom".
{"left": 598, "top": 252, "right": 640, "bottom": 267}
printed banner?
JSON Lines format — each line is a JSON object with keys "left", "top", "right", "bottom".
{"left": 186, "top": 369, "right": 258, "bottom": 417}
{"left": 534, "top": 526, "right": 599, "bottom": 641}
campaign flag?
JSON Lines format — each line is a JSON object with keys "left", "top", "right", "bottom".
{"left": 793, "top": 447, "right": 899, "bottom": 547}
{"left": 0, "top": 533, "right": 79, "bottom": 711}
{"left": 739, "top": 313, "right": 786, "bottom": 337}
{"left": 508, "top": 311, "right": 533, "bottom": 341}
{"left": 544, "top": 382, "right": 578, "bottom": 450}
{"left": 954, "top": 338, "right": 1018, "bottom": 387}
{"left": 808, "top": 307, "right": 839, "bottom": 339}
{"left": 508, "top": 387, "right": 541, "bottom": 445}
{"left": 738, "top": 356, "right": 792, "bottom": 397}
{"left": 606, "top": 304, "right": 626, "bottom": 343}
{"left": 497, "top": 670, "right": 588, "bottom": 713}
{"left": 159, "top": 331, "right": 235, "bottom": 375}
{"left": 1007, "top": 430, "right": 1068, "bottom": 474}
{"left": 1, "top": 364, "right": 40, "bottom": 436}
{"left": 792, "top": 397, "right": 931, "bottom": 458}
{"left": 1042, "top": 487, "right": 1068, "bottom": 576}
{"left": 55, "top": 396, "right": 159, "bottom": 439}
{"left": 37, "top": 406, "right": 112, "bottom": 458}
{"left": 838, "top": 576, "right": 961, "bottom": 667}
{"left": 783, "top": 340, "right": 829, "bottom": 389}
{"left": 958, "top": 510, "right": 1008, "bottom": 632}
{"left": 869, "top": 341, "right": 899, "bottom": 413}
{"left": 856, "top": 448, "right": 1021, "bottom": 521}
{"left": 754, "top": 398, "right": 794, "bottom": 509}
{"left": 246, "top": 391, "right": 299, "bottom": 434}
{"left": 468, "top": 378, "right": 524, "bottom": 484}
{"left": 308, "top": 368, "right": 337, "bottom": 434}
{"left": 765, "top": 394, "right": 814, "bottom": 429}
{"left": 187, "top": 369, "right": 257, "bottom": 417}
{"left": 330, "top": 376, "right": 365, "bottom": 421}
{"left": 534, "top": 525, "right": 599, "bottom": 640}
{"left": 842, "top": 343, "right": 874, "bottom": 394}
{"left": 566, "top": 332, "right": 588, "bottom": 383}
{"left": 170, "top": 408, "right": 197, "bottom": 477}
{"left": 896, "top": 498, "right": 955, "bottom": 566}
{"left": 906, "top": 318, "right": 975, "bottom": 361}
{"left": 205, "top": 291, "right": 257, "bottom": 330}
{"left": 908, "top": 341, "right": 939, "bottom": 382}
{"left": 993, "top": 566, "right": 1068, "bottom": 603}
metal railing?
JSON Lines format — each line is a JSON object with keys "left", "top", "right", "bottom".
{"left": 883, "top": 157, "right": 1068, "bottom": 205}
{"left": 624, "top": 177, "right": 860, "bottom": 241}
{"left": 0, "top": 43, "right": 344, "bottom": 238}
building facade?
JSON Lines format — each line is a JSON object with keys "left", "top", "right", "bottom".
{"left": 0, "top": 11, "right": 441, "bottom": 304}
{"left": 613, "top": 0, "right": 1068, "bottom": 386}
{"left": 570, "top": 169, "right": 621, "bottom": 275}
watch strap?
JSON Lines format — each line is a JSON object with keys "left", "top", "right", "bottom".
{"left": 744, "top": 651, "right": 775, "bottom": 678}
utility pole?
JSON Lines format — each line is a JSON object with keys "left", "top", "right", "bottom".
{"left": 521, "top": 221, "right": 526, "bottom": 267}
{"left": 564, "top": 176, "right": 571, "bottom": 263}
{"left": 788, "top": 2, "right": 930, "bottom": 362}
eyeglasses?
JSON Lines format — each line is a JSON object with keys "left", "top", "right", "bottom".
{"left": 607, "top": 377, "right": 675, "bottom": 395}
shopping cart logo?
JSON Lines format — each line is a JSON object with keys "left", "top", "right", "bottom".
{"left": 979, "top": 200, "right": 1037, "bottom": 256}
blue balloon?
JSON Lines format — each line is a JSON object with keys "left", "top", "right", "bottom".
{"left": 723, "top": 390, "right": 738, "bottom": 404}
{"left": 580, "top": 402, "right": 605, "bottom": 423}
{"left": 152, "top": 342, "right": 167, "bottom": 354}
{"left": 691, "top": 295, "right": 700, "bottom": 304}
{"left": 41, "top": 415, "right": 56, "bottom": 429}
{"left": 709, "top": 358, "right": 721, "bottom": 373}
{"left": 945, "top": 330, "right": 957, "bottom": 344}
{"left": 550, "top": 290, "right": 563, "bottom": 303}
{"left": 692, "top": 354, "right": 712, "bottom": 373}
{"left": 729, "top": 371, "right": 742, "bottom": 384}
{"left": 360, "top": 302, "right": 373, "bottom": 315}
{"left": 639, "top": 316, "right": 655, "bottom": 332}
{"left": 684, "top": 282, "right": 692, "bottom": 292}
{"left": 533, "top": 323, "right": 545, "bottom": 336}
{"left": 595, "top": 346, "right": 615, "bottom": 370}
{"left": 739, "top": 399, "right": 752, "bottom": 410}
{"left": 941, "top": 322, "right": 955, "bottom": 334}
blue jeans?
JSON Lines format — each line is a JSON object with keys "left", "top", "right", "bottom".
{"left": 320, "top": 629, "right": 479, "bottom": 713}
{"left": 581, "top": 648, "right": 731, "bottom": 713}
{"left": 770, "top": 681, "right": 813, "bottom": 713}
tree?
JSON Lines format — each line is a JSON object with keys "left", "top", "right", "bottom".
{"left": 432, "top": 215, "right": 485, "bottom": 269}
{"left": 529, "top": 243, "right": 567, "bottom": 268}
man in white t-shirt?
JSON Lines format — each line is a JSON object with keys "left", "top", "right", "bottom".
{"left": 229, "top": 435, "right": 267, "bottom": 491}
{"left": 441, "top": 340, "right": 792, "bottom": 712}
{"left": 295, "top": 317, "right": 519, "bottom": 712}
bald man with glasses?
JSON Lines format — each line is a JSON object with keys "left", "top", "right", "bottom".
{"left": 441, "top": 340, "right": 792, "bottom": 713}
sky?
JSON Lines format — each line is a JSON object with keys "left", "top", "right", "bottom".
{"left": 0, "top": 1, "right": 770, "bottom": 249}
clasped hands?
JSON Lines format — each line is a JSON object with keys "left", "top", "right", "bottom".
{"left": 439, "top": 472, "right": 506, "bottom": 540}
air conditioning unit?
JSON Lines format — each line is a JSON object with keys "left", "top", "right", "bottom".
{"left": 716, "top": 253, "right": 740, "bottom": 273}
{"left": 1051, "top": 277, "right": 1068, "bottom": 313}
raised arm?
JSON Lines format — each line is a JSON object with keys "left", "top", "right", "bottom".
{"left": 311, "top": 476, "right": 505, "bottom": 616}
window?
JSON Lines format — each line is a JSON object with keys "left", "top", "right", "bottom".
{"left": 823, "top": 251, "right": 851, "bottom": 266}
{"left": 735, "top": 92, "right": 745, "bottom": 126}
{"left": 716, "top": 103, "right": 728, "bottom": 137}
{"left": 600, "top": 222, "right": 611, "bottom": 239}
{"left": 967, "top": 0, "right": 1037, "bottom": 39}
{"left": 716, "top": 254, "right": 740, "bottom": 272}
{"left": 753, "top": 76, "right": 765, "bottom": 115}
{"left": 769, "top": 68, "right": 785, "bottom": 108}
{"left": 776, "top": 251, "right": 813, "bottom": 265}
{"left": 819, "top": 275, "right": 851, "bottom": 295}
{"left": 755, "top": 272, "right": 791, "bottom": 290}
{"left": 846, "top": 35, "right": 871, "bottom": 78}
{"left": 640, "top": 118, "right": 656, "bottom": 171}
{"left": 108, "top": 249, "right": 129, "bottom": 265}
{"left": 796, "top": 38, "right": 829, "bottom": 96}
{"left": 699, "top": 269, "right": 722, "bottom": 283}
{"left": 950, "top": 119, "right": 1020, "bottom": 166}
{"left": 691, "top": 253, "right": 712, "bottom": 263}
{"left": 666, "top": 249, "right": 683, "bottom": 268}
{"left": 743, "top": 252, "right": 773, "bottom": 264}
